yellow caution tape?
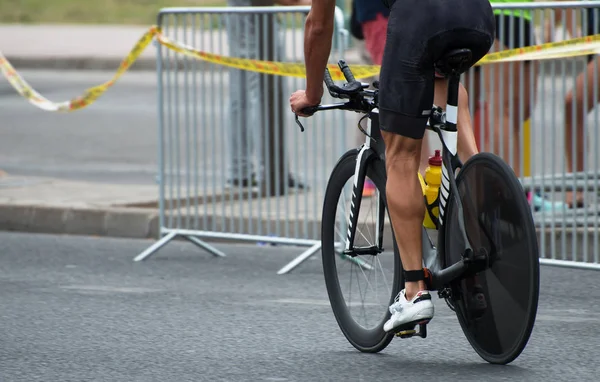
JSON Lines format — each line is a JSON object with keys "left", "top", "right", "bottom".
{"left": 0, "top": 26, "right": 158, "bottom": 112}
{"left": 155, "top": 32, "right": 382, "bottom": 80}
{"left": 477, "top": 34, "right": 600, "bottom": 64}
{"left": 2, "top": 25, "right": 600, "bottom": 112}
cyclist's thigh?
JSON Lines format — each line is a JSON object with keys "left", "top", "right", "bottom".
{"left": 378, "top": 1, "right": 437, "bottom": 140}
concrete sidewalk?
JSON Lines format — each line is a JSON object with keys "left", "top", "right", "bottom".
{"left": 1, "top": 171, "right": 599, "bottom": 267}
{"left": 0, "top": 174, "right": 160, "bottom": 238}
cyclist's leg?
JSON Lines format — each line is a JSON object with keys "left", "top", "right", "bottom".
{"left": 362, "top": 12, "right": 431, "bottom": 175}
{"left": 433, "top": 79, "right": 479, "bottom": 160}
{"left": 378, "top": 3, "right": 436, "bottom": 331}
{"left": 378, "top": 0, "right": 494, "bottom": 333}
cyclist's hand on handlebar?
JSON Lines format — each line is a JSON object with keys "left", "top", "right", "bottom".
{"left": 289, "top": 89, "right": 321, "bottom": 117}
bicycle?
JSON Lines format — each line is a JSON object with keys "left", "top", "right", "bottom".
{"left": 295, "top": 49, "right": 540, "bottom": 365}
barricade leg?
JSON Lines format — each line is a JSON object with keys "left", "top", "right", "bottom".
{"left": 183, "top": 235, "right": 227, "bottom": 257}
{"left": 134, "top": 232, "right": 178, "bottom": 262}
{"left": 277, "top": 242, "right": 322, "bottom": 275}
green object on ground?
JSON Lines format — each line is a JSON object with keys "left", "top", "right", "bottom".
{"left": 0, "top": 0, "right": 226, "bottom": 24}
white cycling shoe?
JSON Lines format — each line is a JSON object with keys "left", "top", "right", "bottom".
{"left": 383, "top": 289, "right": 434, "bottom": 333}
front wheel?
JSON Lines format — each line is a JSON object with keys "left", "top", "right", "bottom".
{"left": 321, "top": 149, "right": 402, "bottom": 353}
{"left": 443, "top": 152, "right": 540, "bottom": 365}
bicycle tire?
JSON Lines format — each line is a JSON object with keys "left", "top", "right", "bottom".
{"left": 321, "top": 149, "right": 402, "bottom": 353}
{"left": 443, "top": 152, "right": 539, "bottom": 365}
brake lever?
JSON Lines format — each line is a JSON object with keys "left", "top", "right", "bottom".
{"left": 294, "top": 105, "right": 320, "bottom": 132}
{"left": 295, "top": 114, "right": 305, "bottom": 132}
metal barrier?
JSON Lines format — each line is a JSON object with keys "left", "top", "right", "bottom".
{"left": 135, "top": 5, "right": 354, "bottom": 274}
{"left": 136, "top": 2, "right": 600, "bottom": 272}
{"left": 460, "top": 1, "right": 600, "bottom": 269}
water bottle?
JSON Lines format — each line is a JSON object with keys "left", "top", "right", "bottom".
{"left": 423, "top": 150, "right": 442, "bottom": 230}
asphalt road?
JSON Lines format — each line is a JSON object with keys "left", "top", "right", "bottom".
{"left": 0, "top": 69, "right": 351, "bottom": 189}
{"left": 1, "top": 232, "right": 599, "bottom": 381}
{"left": 2, "top": 68, "right": 600, "bottom": 190}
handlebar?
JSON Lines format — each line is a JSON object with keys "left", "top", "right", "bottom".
{"left": 295, "top": 60, "right": 377, "bottom": 132}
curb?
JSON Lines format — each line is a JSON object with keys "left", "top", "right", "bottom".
{"left": 0, "top": 204, "right": 159, "bottom": 239}
{"left": 0, "top": 201, "right": 598, "bottom": 266}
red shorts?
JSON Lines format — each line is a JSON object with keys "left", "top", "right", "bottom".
{"left": 361, "top": 13, "right": 388, "bottom": 65}
{"left": 362, "top": 13, "right": 445, "bottom": 78}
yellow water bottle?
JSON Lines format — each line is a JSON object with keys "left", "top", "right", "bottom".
{"left": 423, "top": 150, "right": 442, "bottom": 230}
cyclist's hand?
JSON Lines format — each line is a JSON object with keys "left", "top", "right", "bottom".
{"left": 290, "top": 90, "right": 320, "bottom": 117}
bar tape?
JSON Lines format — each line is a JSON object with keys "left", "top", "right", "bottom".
{"left": 2, "top": 25, "right": 600, "bottom": 112}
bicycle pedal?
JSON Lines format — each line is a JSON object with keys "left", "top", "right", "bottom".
{"left": 395, "top": 329, "right": 416, "bottom": 338}
{"left": 393, "top": 322, "right": 428, "bottom": 339}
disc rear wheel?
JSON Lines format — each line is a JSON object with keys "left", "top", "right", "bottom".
{"left": 443, "top": 152, "right": 540, "bottom": 365}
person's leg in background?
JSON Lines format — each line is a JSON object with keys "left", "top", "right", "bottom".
{"left": 272, "top": 16, "right": 308, "bottom": 190}
{"left": 433, "top": 79, "right": 479, "bottom": 160}
{"left": 225, "top": 9, "right": 256, "bottom": 187}
{"left": 467, "top": 14, "right": 537, "bottom": 175}
{"left": 563, "top": 7, "right": 600, "bottom": 208}
{"left": 465, "top": 13, "right": 563, "bottom": 211}
{"left": 564, "top": 58, "right": 600, "bottom": 207}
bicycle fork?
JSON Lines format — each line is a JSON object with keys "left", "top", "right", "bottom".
{"left": 344, "top": 110, "right": 385, "bottom": 257}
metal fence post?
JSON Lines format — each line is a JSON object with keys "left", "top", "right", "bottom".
{"left": 252, "top": 0, "right": 287, "bottom": 196}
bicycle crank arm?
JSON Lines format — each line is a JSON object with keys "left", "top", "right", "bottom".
{"left": 428, "top": 258, "right": 469, "bottom": 290}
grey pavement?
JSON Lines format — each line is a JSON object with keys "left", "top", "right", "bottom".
{"left": 1, "top": 232, "right": 599, "bottom": 381}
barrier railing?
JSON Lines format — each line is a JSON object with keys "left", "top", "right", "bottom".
{"left": 461, "top": 1, "right": 600, "bottom": 269}
{"left": 2, "top": 4, "right": 599, "bottom": 270}
{"left": 113, "top": 3, "right": 600, "bottom": 272}
{"left": 134, "top": 6, "right": 355, "bottom": 274}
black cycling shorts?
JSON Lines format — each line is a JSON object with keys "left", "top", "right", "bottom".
{"left": 378, "top": 0, "right": 495, "bottom": 140}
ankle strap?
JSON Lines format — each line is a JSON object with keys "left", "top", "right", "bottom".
{"left": 403, "top": 269, "right": 425, "bottom": 282}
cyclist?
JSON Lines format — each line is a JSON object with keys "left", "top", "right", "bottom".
{"left": 290, "top": 0, "right": 495, "bottom": 332}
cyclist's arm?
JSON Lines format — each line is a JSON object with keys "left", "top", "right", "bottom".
{"left": 304, "top": 0, "right": 336, "bottom": 104}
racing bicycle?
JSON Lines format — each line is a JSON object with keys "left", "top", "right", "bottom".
{"left": 295, "top": 50, "right": 540, "bottom": 365}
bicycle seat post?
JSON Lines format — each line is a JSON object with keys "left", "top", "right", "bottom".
{"left": 445, "top": 74, "right": 460, "bottom": 134}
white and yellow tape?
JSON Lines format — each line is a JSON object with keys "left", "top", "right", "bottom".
{"left": 2, "top": 25, "right": 600, "bottom": 112}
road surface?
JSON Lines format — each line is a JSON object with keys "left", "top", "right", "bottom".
{"left": 1, "top": 232, "right": 599, "bottom": 381}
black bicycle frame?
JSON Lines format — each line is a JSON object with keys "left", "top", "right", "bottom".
{"left": 343, "top": 74, "right": 478, "bottom": 292}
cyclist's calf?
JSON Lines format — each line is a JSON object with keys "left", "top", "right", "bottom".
{"left": 382, "top": 131, "right": 427, "bottom": 299}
